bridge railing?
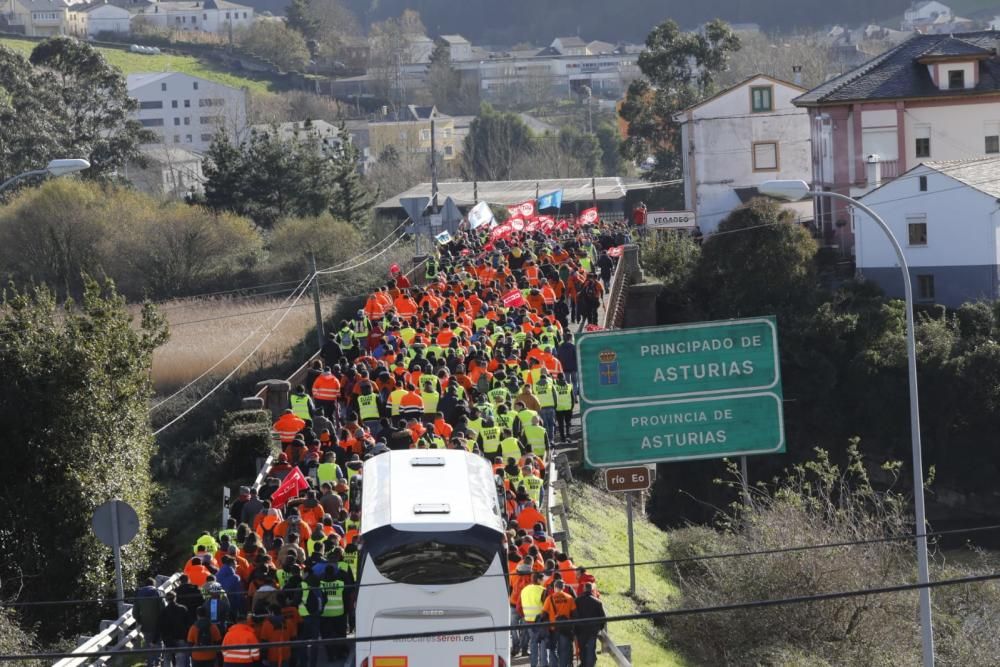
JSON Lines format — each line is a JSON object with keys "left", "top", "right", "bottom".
{"left": 602, "top": 244, "right": 640, "bottom": 330}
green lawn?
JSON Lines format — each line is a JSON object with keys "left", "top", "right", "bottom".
{"left": 565, "top": 480, "right": 690, "bottom": 667}
{"left": 0, "top": 36, "right": 277, "bottom": 95}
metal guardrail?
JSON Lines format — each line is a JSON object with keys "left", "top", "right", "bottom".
{"left": 602, "top": 244, "right": 638, "bottom": 330}
{"left": 53, "top": 574, "right": 181, "bottom": 667}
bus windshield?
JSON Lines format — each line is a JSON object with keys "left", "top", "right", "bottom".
{"left": 364, "top": 524, "right": 503, "bottom": 585}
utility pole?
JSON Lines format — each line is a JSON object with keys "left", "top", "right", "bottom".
{"left": 309, "top": 253, "right": 324, "bottom": 349}
{"left": 430, "top": 117, "right": 439, "bottom": 211}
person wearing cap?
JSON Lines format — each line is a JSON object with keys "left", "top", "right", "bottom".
{"left": 187, "top": 606, "right": 222, "bottom": 667}
{"left": 202, "top": 582, "right": 231, "bottom": 633}
{"left": 221, "top": 612, "right": 260, "bottom": 666}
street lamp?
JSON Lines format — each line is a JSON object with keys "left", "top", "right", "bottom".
{"left": 0, "top": 158, "right": 91, "bottom": 194}
{"left": 758, "top": 179, "right": 934, "bottom": 667}
{"left": 581, "top": 84, "right": 593, "bottom": 135}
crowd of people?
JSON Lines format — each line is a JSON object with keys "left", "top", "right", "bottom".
{"left": 135, "top": 213, "right": 636, "bottom": 666}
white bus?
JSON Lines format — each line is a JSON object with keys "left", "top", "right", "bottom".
{"left": 354, "top": 449, "right": 510, "bottom": 667}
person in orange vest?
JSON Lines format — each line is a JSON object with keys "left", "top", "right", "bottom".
{"left": 221, "top": 613, "right": 261, "bottom": 666}
{"left": 258, "top": 602, "right": 293, "bottom": 666}
{"left": 184, "top": 556, "right": 216, "bottom": 588}
{"left": 273, "top": 410, "right": 305, "bottom": 447}
{"left": 310, "top": 367, "right": 341, "bottom": 420}
{"left": 187, "top": 605, "right": 223, "bottom": 667}
{"left": 541, "top": 579, "right": 577, "bottom": 665}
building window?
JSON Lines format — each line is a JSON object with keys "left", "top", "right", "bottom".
{"left": 917, "top": 274, "right": 935, "bottom": 301}
{"left": 752, "top": 141, "right": 779, "bottom": 171}
{"left": 948, "top": 69, "right": 965, "bottom": 89}
{"left": 915, "top": 137, "right": 931, "bottom": 158}
{"left": 139, "top": 100, "right": 163, "bottom": 109}
{"left": 444, "top": 145, "right": 454, "bottom": 156}
{"left": 171, "top": 100, "right": 178, "bottom": 108}
{"left": 201, "top": 133, "right": 214, "bottom": 142}
{"left": 907, "top": 217, "right": 928, "bottom": 246}
{"left": 750, "top": 85, "right": 773, "bottom": 112}
{"left": 419, "top": 129, "right": 431, "bottom": 141}
{"left": 243, "top": 11, "right": 247, "bottom": 17}
{"left": 200, "top": 116, "right": 221, "bottom": 124}
{"left": 203, "top": 12, "right": 207, "bottom": 18}
{"left": 140, "top": 118, "right": 164, "bottom": 127}
{"left": 174, "top": 117, "right": 181, "bottom": 126}
{"left": 184, "top": 99, "right": 191, "bottom": 108}
{"left": 225, "top": 11, "right": 230, "bottom": 18}
{"left": 173, "top": 135, "right": 181, "bottom": 143}
{"left": 919, "top": 175, "right": 928, "bottom": 191}
{"left": 183, "top": 117, "right": 190, "bottom": 125}
{"left": 185, "top": 134, "right": 193, "bottom": 142}
{"left": 161, "top": 83, "right": 167, "bottom": 91}
{"left": 987, "top": 135, "right": 999, "bottom": 154}
{"left": 193, "top": 81, "right": 199, "bottom": 90}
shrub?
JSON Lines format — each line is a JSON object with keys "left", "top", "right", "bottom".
{"left": 637, "top": 230, "right": 700, "bottom": 292}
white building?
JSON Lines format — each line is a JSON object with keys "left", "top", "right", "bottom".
{"left": 902, "top": 1, "right": 952, "bottom": 31}
{"left": 439, "top": 34, "right": 472, "bottom": 62}
{"left": 131, "top": 0, "right": 253, "bottom": 35}
{"left": 248, "top": 119, "right": 343, "bottom": 153}
{"left": 856, "top": 157, "right": 1000, "bottom": 306}
{"left": 1, "top": 0, "right": 71, "bottom": 36}
{"left": 127, "top": 145, "right": 205, "bottom": 198}
{"left": 68, "top": 1, "right": 131, "bottom": 37}
{"left": 127, "top": 72, "right": 247, "bottom": 153}
{"left": 674, "top": 74, "right": 812, "bottom": 235}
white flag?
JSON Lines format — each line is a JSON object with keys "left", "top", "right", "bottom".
{"left": 467, "top": 201, "right": 496, "bottom": 230}
{"left": 435, "top": 230, "right": 453, "bottom": 245}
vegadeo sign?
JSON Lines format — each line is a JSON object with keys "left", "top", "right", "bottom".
{"left": 647, "top": 210, "right": 696, "bottom": 229}
{"left": 576, "top": 318, "right": 779, "bottom": 404}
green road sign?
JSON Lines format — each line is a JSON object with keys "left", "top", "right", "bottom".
{"left": 576, "top": 318, "right": 779, "bottom": 404}
{"left": 582, "top": 392, "right": 785, "bottom": 466}
{"left": 578, "top": 317, "right": 785, "bottom": 467}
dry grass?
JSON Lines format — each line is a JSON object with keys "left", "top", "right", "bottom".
{"left": 148, "top": 293, "right": 338, "bottom": 395}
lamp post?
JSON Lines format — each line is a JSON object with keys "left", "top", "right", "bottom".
{"left": 0, "top": 158, "right": 91, "bottom": 194}
{"left": 758, "top": 179, "right": 934, "bottom": 667}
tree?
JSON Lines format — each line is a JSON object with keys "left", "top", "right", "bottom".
{"left": 202, "top": 127, "right": 337, "bottom": 228}
{"left": 286, "top": 0, "right": 320, "bottom": 41}
{"left": 460, "top": 103, "right": 535, "bottom": 181}
{"left": 596, "top": 122, "right": 626, "bottom": 176}
{"left": 619, "top": 19, "right": 740, "bottom": 181}
{"left": 426, "top": 39, "right": 478, "bottom": 114}
{"left": 328, "top": 124, "right": 375, "bottom": 226}
{"left": 269, "top": 212, "right": 362, "bottom": 277}
{"left": 29, "top": 37, "right": 152, "bottom": 180}
{"left": 238, "top": 21, "right": 311, "bottom": 72}
{"left": 0, "top": 46, "right": 63, "bottom": 185}
{"left": 693, "top": 197, "right": 818, "bottom": 323}
{"left": 0, "top": 279, "right": 167, "bottom": 636}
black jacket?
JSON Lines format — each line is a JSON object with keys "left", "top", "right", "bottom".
{"left": 573, "top": 592, "right": 606, "bottom": 640}
{"left": 175, "top": 582, "right": 204, "bottom": 624}
{"left": 160, "top": 601, "right": 191, "bottom": 641}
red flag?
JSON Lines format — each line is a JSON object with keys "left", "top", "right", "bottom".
{"left": 489, "top": 222, "right": 513, "bottom": 241}
{"left": 389, "top": 263, "right": 401, "bottom": 275}
{"left": 607, "top": 245, "right": 625, "bottom": 258}
{"left": 269, "top": 467, "right": 309, "bottom": 509}
{"left": 502, "top": 288, "right": 526, "bottom": 308}
{"left": 555, "top": 219, "right": 570, "bottom": 232}
{"left": 577, "top": 207, "right": 599, "bottom": 226}
{"left": 524, "top": 218, "right": 540, "bottom": 233}
{"left": 537, "top": 216, "right": 555, "bottom": 234}
{"left": 509, "top": 217, "right": 526, "bottom": 233}
{"left": 507, "top": 200, "right": 537, "bottom": 221}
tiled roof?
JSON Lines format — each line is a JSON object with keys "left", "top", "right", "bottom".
{"left": 923, "top": 156, "right": 1000, "bottom": 199}
{"left": 795, "top": 31, "right": 1000, "bottom": 105}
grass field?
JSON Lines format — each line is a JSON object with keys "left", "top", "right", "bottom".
{"left": 149, "top": 293, "right": 338, "bottom": 395}
{"left": 566, "top": 480, "right": 689, "bottom": 667}
{"left": 0, "top": 35, "right": 277, "bottom": 94}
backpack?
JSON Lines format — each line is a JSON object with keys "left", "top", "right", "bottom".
{"left": 583, "top": 281, "right": 597, "bottom": 300}
{"left": 261, "top": 524, "right": 276, "bottom": 550}
{"left": 196, "top": 620, "right": 212, "bottom": 646}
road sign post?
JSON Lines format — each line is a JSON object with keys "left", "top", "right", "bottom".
{"left": 605, "top": 466, "right": 650, "bottom": 597}
{"left": 92, "top": 499, "right": 140, "bottom": 618}
{"left": 578, "top": 318, "right": 785, "bottom": 467}
{"left": 626, "top": 492, "right": 636, "bottom": 596}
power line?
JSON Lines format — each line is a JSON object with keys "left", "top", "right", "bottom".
{"left": 315, "top": 218, "right": 411, "bottom": 273}
{"left": 152, "top": 275, "right": 315, "bottom": 436}
{"left": 9, "top": 569, "right": 1000, "bottom": 661}
{"left": 7, "top": 521, "right": 1000, "bottom": 607}
{"left": 315, "top": 233, "right": 409, "bottom": 275}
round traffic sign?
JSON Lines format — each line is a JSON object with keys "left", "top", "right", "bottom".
{"left": 91, "top": 499, "right": 140, "bottom": 547}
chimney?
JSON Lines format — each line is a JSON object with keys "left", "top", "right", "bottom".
{"left": 866, "top": 154, "right": 882, "bottom": 186}
{"left": 792, "top": 64, "right": 803, "bottom": 86}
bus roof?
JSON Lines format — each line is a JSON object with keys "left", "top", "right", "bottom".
{"left": 360, "top": 450, "right": 505, "bottom": 534}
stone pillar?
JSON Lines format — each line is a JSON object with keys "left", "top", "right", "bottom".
{"left": 255, "top": 380, "right": 291, "bottom": 421}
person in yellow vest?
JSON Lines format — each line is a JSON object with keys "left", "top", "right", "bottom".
{"left": 514, "top": 401, "right": 540, "bottom": 434}
{"left": 521, "top": 463, "right": 544, "bottom": 505}
{"left": 499, "top": 428, "right": 524, "bottom": 461}
{"left": 520, "top": 572, "right": 548, "bottom": 665}
{"left": 477, "top": 419, "right": 502, "bottom": 458}
{"left": 318, "top": 564, "right": 349, "bottom": 662}
{"left": 522, "top": 415, "right": 550, "bottom": 461}
{"left": 533, "top": 369, "right": 558, "bottom": 443}
{"left": 316, "top": 452, "right": 341, "bottom": 489}
{"left": 387, "top": 384, "right": 408, "bottom": 417}
{"left": 289, "top": 384, "right": 316, "bottom": 422}
{"left": 420, "top": 379, "right": 440, "bottom": 420}
{"left": 353, "top": 382, "right": 384, "bottom": 434}
{"left": 554, "top": 372, "right": 575, "bottom": 444}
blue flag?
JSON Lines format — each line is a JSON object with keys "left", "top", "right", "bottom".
{"left": 537, "top": 190, "right": 563, "bottom": 210}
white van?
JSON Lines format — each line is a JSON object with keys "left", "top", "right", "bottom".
{"left": 354, "top": 450, "right": 510, "bottom": 667}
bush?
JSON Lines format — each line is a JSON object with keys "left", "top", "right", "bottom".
{"left": 637, "top": 230, "right": 700, "bottom": 292}
{"left": 268, "top": 212, "right": 362, "bottom": 279}
{"left": 222, "top": 409, "right": 275, "bottom": 477}
{"left": 663, "top": 442, "right": 1000, "bottom": 665}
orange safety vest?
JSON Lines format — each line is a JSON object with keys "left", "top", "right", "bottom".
{"left": 221, "top": 623, "right": 260, "bottom": 664}
{"left": 311, "top": 373, "right": 341, "bottom": 401}
{"left": 273, "top": 414, "right": 305, "bottom": 444}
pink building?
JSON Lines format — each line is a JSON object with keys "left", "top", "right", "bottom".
{"left": 794, "top": 31, "right": 1000, "bottom": 254}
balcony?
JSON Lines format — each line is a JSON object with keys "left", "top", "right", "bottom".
{"left": 878, "top": 158, "right": 901, "bottom": 180}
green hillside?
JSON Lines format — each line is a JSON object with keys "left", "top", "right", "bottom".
{"left": 565, "top": 480, "right": 689, "bottom": 666}
{"left": 0, "top": 36, "right": 276, "bottom": 95}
